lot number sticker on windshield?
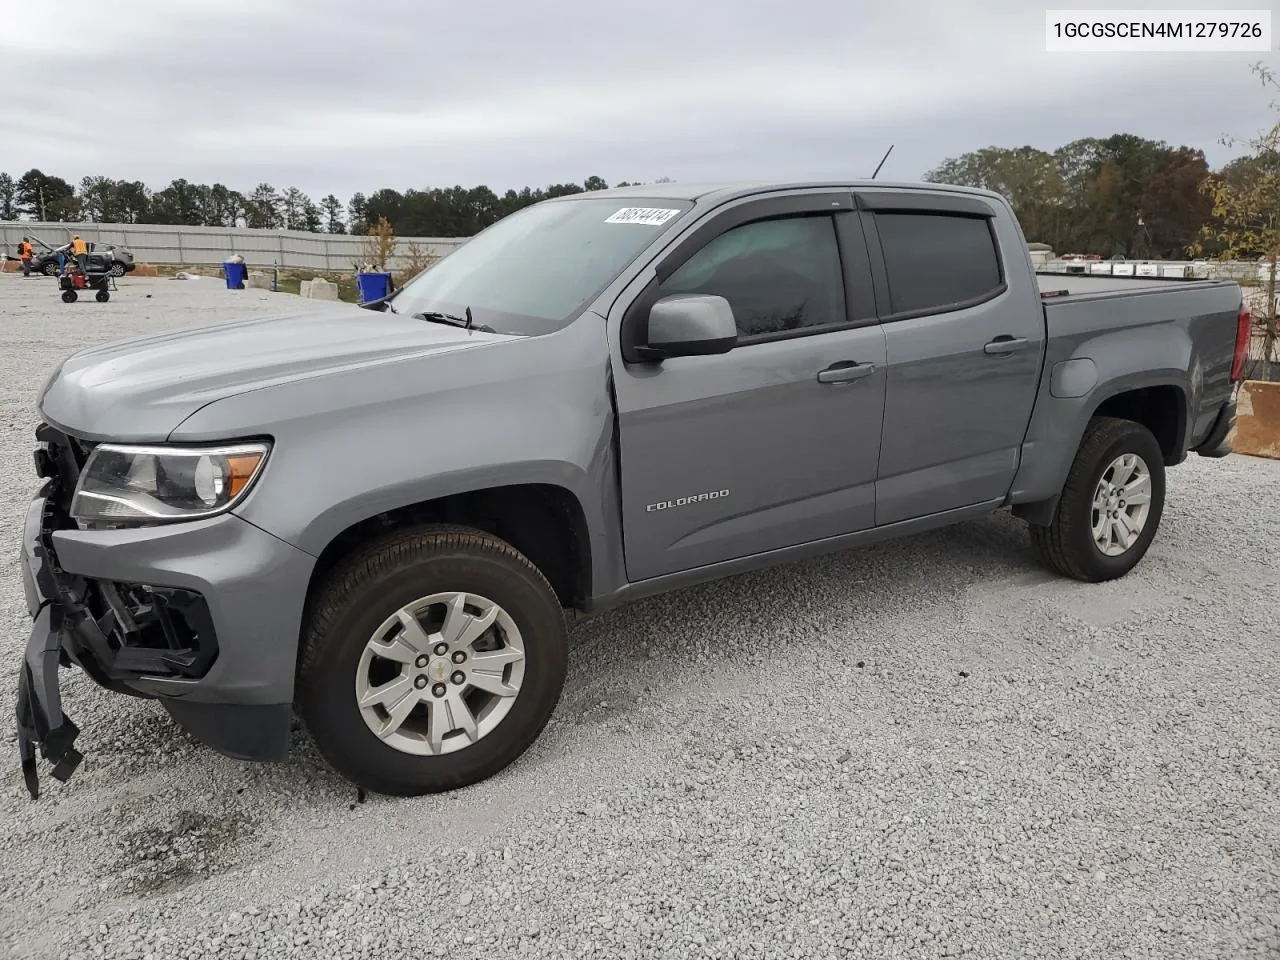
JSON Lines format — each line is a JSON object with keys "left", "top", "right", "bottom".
{"left": 605, "top": 207, "right": 680, "bottom": 226}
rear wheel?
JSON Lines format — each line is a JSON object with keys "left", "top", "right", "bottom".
{"left": 298, "top": 525, "right": 568, "bottom": 796}
{"left": 95, "top": 289, "right": 110, "bottom": 302}
{"left": 1029, "top": 416, "right": 1165, "bottom": 582}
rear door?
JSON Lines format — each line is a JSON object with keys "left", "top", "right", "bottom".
{"left": 856, "top": 190, "right": 1045, "bottom": 525}
{"left": 608, "top": 191, "right": 888, "bottom": 582}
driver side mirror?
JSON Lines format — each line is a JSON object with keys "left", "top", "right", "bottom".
{"left": 637, "top": 294, "right": 738, "bottom": 361}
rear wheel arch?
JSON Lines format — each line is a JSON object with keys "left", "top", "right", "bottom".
{"left": 1090, "top": 383, "right": 1188, "bottom": 464}
{"left": 1013, "top": 381, "right": 1188, "bottom": 527}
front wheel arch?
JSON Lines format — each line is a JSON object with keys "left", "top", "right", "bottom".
{"left": 303, "top": 483, "right": 594, "bottom": 615}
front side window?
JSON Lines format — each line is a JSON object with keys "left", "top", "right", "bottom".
{"left": 658, "top": 215, "right": 846, "bottom": 339}
{"left": 876, "top": 212, "right": 1003, "bottom": 315}
{"left": 390, "top": 198, "right": 691, "bottom": 336}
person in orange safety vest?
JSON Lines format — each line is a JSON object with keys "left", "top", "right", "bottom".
{"left": 70, "top": 235, "right": 88, "bottom": 276}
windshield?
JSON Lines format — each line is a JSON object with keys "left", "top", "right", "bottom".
{"left": 389, "top": 197, "right": 692, "bottom": 336}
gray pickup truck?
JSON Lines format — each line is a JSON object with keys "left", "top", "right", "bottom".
{"left": 16, "top": 181, "right": 1249, "bottom": 798}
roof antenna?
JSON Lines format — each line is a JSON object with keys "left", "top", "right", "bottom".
{"left": 871, "top": 144, "right": 895, "bottom": 180}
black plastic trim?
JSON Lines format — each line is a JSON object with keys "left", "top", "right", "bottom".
{"left": 855, "top": 189, "right": 998, "bottom": 217}
{"left": 833, "top": 209, "right": 879, "bottom": 326}
{"left": 857, "top": 212, "right": 892, "bottom": 319}
{"left": 162, "top": 700, "right": 292, "bottom": 762}
{"left": 1194, "top": 399, "right": 1236, "bottom": 458}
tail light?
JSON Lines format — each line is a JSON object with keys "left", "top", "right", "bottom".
{"left": 1231, "top": 302, "right": 1251, "bottom": 382}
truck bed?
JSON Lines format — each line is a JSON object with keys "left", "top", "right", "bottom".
{"left": 1033, "top": 269, "right": 1242, "bottom": 456}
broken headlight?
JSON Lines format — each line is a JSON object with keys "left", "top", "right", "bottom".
{"left": 70, "top": 442, "right": 270, "bottom": 527}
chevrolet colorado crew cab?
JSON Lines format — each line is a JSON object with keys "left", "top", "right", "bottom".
{"left": 15, "top": 181, "right": 1248, "bottom": 798}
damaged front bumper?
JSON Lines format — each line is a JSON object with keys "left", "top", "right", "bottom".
{"left": 17, "top": 576, "right": 83, "bottom": 798}
{"left": 17, "top": 482, "right": 83, "bottom": 797}
{"left": 15, "top": 425, "right": 315, "bottom": 799}
{"left": 16, "top": 480, "right": 217, "bottom": 798}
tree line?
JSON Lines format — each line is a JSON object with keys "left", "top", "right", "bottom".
{"left": 0, "top": 170, "right": 667, "bottom": 238}
{"left": 924, "top": 134, "right": 1269, "bottom": 260}
{"left": 1, "top": 136, "right": 1270, "bottom": 256}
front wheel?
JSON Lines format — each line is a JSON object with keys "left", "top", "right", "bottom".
{"left": 43, "top": 261, "right": 59, "bottom": 277}
{"left": 109, "top": 262, "right": 125, "bottom": 278}
{"left": 1029, "top": 416, "right": 1166, "bottom": 582}
{"left": 298, "top": 525, "right": 568, "bottom": 796}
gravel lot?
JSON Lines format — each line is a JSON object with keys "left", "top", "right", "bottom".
{"left": 1, "top": 271, "right": 1278, "bottom": 959}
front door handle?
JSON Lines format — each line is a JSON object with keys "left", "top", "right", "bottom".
{"left": 817, "top": 361, "right": 875, "bottom": 384}
{"left": 984, "top": 335, "right": 1030, "bottom": 356}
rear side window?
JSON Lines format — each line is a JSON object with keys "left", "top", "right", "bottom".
{"left": 876, "top": 213, "right": 1003, "bottom": 315}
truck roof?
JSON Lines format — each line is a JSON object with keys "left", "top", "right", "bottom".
{"left": 559, "top": 180, "right": 1008, "bottom": 205}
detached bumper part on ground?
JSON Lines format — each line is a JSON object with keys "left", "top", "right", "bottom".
{"left": 14, "top": 425, "right": 312, "bottom": 796}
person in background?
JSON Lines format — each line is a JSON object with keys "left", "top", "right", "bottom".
{"left": 18, "top": 237, "right": 33, "bottom": 277}
{"left": 70, "top": 234, "right": 88, "bottom": 276}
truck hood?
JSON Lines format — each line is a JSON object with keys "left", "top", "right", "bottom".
{"left": 39, "top": 306, "right": 516, "bottom": 442}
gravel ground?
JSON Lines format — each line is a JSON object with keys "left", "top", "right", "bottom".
{"left": 1, "top": 271, "right": 1278, "bottom": 959}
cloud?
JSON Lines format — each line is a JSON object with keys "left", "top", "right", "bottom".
{"left": 0, "top": 0, "right": 1273, "bottom": 200}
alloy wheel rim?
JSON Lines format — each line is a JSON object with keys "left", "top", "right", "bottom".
{"left": 354, "top": 591, "right": 526, "bottom": 756}
{"left": 1091, "top": 453, "right": 1153, "bottom": 557}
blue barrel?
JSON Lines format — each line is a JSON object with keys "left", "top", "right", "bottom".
{"left": 224, "top": 262, "right": 246, "bottom": 289}
{"left": 357, "top": 271, "right": 392, "bottom": 303}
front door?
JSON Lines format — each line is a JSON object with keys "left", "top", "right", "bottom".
{"left": 610, "top": 194, "right": 889, "bottom": 582}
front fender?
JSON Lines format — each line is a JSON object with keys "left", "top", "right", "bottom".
{"left": 171, "top": 314, "right": 623, "bottom": 594}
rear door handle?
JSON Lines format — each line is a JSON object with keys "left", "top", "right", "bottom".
{"left": 817, "top": 361, "right": 875, "bottom": 384}
{"left": 984, "top": 336, "right": 1030, "bottom": 356}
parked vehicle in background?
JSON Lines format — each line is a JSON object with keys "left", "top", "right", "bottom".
{"left": 30, "top": 240, "right": 135, "bottom": 277}
{"left": 15, "top": 180, "right": 1248, "bottom": 800}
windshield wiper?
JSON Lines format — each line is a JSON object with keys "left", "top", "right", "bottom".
{"left": 413, "top": 306, "right": 494, "bottom": 334}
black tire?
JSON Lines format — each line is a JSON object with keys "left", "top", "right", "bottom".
{"left": 298, "top": 524, "right": 568, "bottom": 796}
{"left": 61, "top": 289, "right": 77, "bottom": 303}
{"left": 95, "top": 289, "right": 110, "bottom": 302}
{"left": 109, "top": 262, "right": 125, "bottom": 278}
{"left": 1029, "top": 416, "right": 1166, "bottom": 582}
{"left": 42, "top": 261, "right": 59, "bottom": 277}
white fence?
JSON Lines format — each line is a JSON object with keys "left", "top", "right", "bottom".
{"left": 1, "top": 221, "right": 468, "bottom": 272}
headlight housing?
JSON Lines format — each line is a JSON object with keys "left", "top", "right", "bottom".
{"left": 70, "top": 442, "right": 271, "bottom": 528}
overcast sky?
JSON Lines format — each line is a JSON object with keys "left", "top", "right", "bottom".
{"left": 1, "top": 0, "right": 1274, "bottom": 202}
